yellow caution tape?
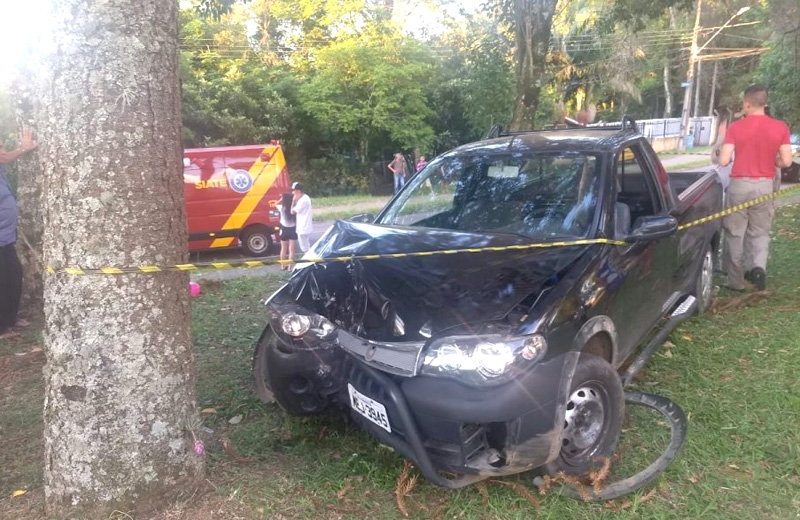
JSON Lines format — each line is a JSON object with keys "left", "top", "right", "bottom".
{"left": 678, "top": 182, "right": 800, "bottom": 230}
{"left": 45, "top": 183, "right": 800, "bottom": 276}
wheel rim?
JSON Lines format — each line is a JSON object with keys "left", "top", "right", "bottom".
{"left": 248, "top": 234, "right": 268, "bottom": 254}
{"left": 700, "top": 249, "right": 713, "bottom": 304}
{"left": 562, "top": 384, "right": 606, "bottom": 460}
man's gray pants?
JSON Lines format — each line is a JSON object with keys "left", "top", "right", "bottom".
{"left": 722, "top": 177, "right": 775, "bottom": 289}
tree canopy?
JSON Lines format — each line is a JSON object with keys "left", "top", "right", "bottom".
{"left": 167, "top": 0, "right": 793, "bottom": 194}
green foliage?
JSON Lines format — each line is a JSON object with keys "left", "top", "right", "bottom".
{"left": 172, "top": 0, "right": 775, "bottom": 195}
{"left": 291, "top": 155, "right": 372, "bottom": 197}
{"left": 755, "top": 38, "right": 800, "bottom": 131}
{"left": 179, "top": 7, "right": 297, "bottom": 148}
{"left": 602, "top": 0, "right": 693, "bottom": 31}
{"left": 298, "top": 33, "right": 435, "bottom": 159}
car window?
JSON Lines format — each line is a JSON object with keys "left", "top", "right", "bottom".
{"left": 615, "top": 145, "right": 663, "bottom": 223}
{"left": 378, "top": 151, "right": 601, "bottom": 239}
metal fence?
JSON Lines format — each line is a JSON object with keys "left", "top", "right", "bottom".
{"left": 638, "top": 117, "right": 715, "bottom": 147}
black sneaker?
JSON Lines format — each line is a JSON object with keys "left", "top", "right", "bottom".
{"left": 744, "top": 269, "right": 753, "bottom": 283}
{"left": 749, "top": 267, "right": 766, "bottom": 290}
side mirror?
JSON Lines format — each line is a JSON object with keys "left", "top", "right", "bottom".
{"left": 625, "top": 215, "right": 678, "bottom": 242}
{"left": 348, "top": 213, "right": 375, "bottom": 223}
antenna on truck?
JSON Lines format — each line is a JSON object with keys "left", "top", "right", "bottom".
{"left": 485, "top": 124, "right": 504, "bottom": 139}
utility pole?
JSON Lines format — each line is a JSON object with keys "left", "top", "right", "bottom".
{"left": 693, "top": 60, "right": 702, "bottom": 117}
{"left": 676, "top": 3, "right": 750, "bottom": 151}
{"left": 678, "top": 0, "right": 702, "bottom": 151}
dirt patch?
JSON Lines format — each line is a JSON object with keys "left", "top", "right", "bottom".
{"left": 0, "top": 348, "right": 45, "bottom": 390}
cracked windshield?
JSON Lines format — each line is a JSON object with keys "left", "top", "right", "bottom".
{"left": 380, "top": 152, "right": 600, "bottom": 239}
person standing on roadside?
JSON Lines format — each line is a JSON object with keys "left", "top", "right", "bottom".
{"left": 291, "top": 182, "right": 313, "bottom": 252}
{"left": 388, "top": 153, "right": 409, "bottom": 193}
{"left": 275, "top": 192, "right": 297, "bottom": 271}
{"left": 0, "top": 127, "right": 37, "bottom": 339}
{"left": 718, "top": 84, "right": 793, "bottom": 292}
{"left": 415, "top": 155, "right": 428, "bottom": 172}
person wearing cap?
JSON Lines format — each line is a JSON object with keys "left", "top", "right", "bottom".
{"left": 1, "top": 127, "right": 37, "bottom": 339}
{"left": 290, "top": 182, "right": 313, "bottom": 252}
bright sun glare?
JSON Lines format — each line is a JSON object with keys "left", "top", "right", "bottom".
{"left": 0, "top": 0, "right": 52, "bottom": 84}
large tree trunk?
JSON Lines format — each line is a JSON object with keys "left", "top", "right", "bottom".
{"left": 509, "top": 0, "right": 558, "bottom": 131}
{"left": 34, "top": 0, "right": 204, "bottom": 516}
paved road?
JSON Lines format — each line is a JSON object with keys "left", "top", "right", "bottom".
{"left": 190, "top": 219, "right": 335, "bottom": 281}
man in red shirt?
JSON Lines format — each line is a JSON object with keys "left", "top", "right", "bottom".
{"left": 718, "top": 84, "right": 793, "bottom": 291}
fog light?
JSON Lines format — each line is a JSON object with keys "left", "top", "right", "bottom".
{"left": 521, "top": 335, "right": 546, "bottom": 360}
{"left": 282, "top": 313, "right": 311, "bottom": 337}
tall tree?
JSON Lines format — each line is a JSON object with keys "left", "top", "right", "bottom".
{"left": 34, "top": 0, "right": 204, "bottom": 515}
{"left": 506, "top": 0, "right": 558, "bottom": 131}
{"left": 298, "top": 31, "right": 434, "bottom": 162}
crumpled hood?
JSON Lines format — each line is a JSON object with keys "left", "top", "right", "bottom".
{"left": 280, "top": 220, "right": 590, "bottom": 339}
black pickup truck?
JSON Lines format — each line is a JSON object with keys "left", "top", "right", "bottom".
{"left": 253, "top": 119, "right": 723, "bottom": 488}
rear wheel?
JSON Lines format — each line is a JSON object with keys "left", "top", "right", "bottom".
{"left": 241, "top": 226, "right": 273, "bottom": 256}
{"left": 693, "top": 244, "right": 714, "bottom": 315}
{"left": 544, "top": 354, "right": 624, "bottom": 476}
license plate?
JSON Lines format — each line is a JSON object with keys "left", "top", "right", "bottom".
{"left": 347, "top": 383, "right": 391, "bottom": 433}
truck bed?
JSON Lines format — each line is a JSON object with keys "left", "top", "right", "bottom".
{"left": 668, "top": 170, "right": 715, "bottom": 197}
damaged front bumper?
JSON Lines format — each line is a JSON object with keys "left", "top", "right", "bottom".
{"left": 255, "top": 314, "right": 577, "bottom": 488}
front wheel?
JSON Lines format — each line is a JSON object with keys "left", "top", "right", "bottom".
{"left": 693, "top": 244, "right": 714, "bottom": 315}
{"left": 543, "top": 354, "right": 625, "bottom": 476}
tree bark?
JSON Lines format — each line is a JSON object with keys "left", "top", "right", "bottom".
{"left": 34, "top": 0, "right": 204, "bottom": 516}
{"left": 509, "top": 0, "right": 558, "bottom": 131}
{"left": 693, "top": 60, "right": 702, "bottom": 117}
{"left": 708, "top": 60, "right": 718, "bottom": 116}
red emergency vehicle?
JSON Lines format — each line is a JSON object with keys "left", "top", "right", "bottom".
{"left": 183, "top": 143, "right": 290, "bottom": 255}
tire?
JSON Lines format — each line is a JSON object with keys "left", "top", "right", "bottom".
{"left": 252, "top": 327, "right": 276, "bottom": 403}
{"left": 693, "top": 244, "right": 714, "bottom": 315}
{"left": 543, "top": 354, "right": 625, "bottom": 476}
{"left": 241, "top": 226, "right": 272, "bottom": 256}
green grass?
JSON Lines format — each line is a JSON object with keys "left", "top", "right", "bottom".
{"left": 2, "top": 206, "right": 800, "bottom": 519}
{"left": 313, "top": 194, "right": 391, "bottom": 222}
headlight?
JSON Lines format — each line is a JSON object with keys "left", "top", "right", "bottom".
{"left": 421, "top": 334, "right": 547, "bottom": 385}
{"left": 274, "top": 309, "right": 336, "bottom": 339}
{"left": 281, "top": 313, "right": 311, "bottom": 337}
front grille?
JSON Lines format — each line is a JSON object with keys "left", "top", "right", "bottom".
{"left": 337, "top": 329, "right": 424, "bottom": 377}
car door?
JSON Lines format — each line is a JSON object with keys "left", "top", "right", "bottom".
{"left": 603, "top": 144, "right": 679, "bottom": 358}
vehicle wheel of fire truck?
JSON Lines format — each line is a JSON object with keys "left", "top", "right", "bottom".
{"left": 693, "top": 244, "right": 715, "bottom": 315}
{"left": 242, "top": 226, "right": 273, "bottom": 256}
{"left": 544, "top": 354, "right": 624, "bottom": 476}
